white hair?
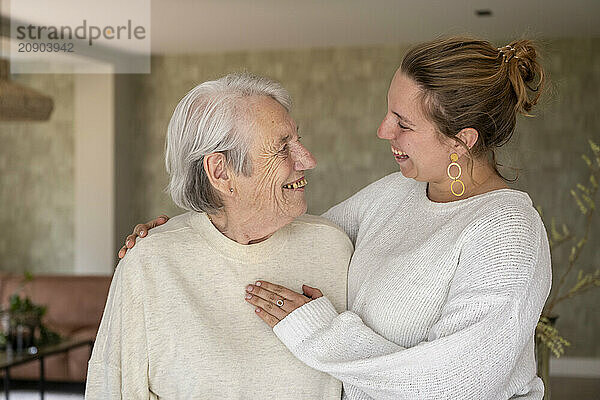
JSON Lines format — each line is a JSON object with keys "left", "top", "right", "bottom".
{"left": 165, "top": 72, "right": 292, "bottom": 213}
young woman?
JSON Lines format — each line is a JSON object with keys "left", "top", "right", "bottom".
{"left": 121, "top": 37, "right": 551, "bottom": 399}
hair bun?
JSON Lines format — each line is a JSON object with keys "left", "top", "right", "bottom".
{"left": 513, "top": 42, "right": 536, "bottom": 82}
{"left": 505, "top": 40, "right": 545, "bottom": 114}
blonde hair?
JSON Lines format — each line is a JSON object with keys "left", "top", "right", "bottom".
{"left": 400, "top": 36, "right": 545, "bottom": 179}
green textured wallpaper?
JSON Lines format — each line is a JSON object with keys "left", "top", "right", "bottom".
{"left": 0, "top": 73, "right": 75, "bottom": 274}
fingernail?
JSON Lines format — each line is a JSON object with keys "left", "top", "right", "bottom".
{"left": 255, "top": 308, "right": 261, "bottom": 313}
{"left": 246, "top": 285, "right": 253, "bottom": 292}
{"left": 126, "top": 240, "right": 132, "bottom": 247}
{"left": 245, "top": 294, "right": 252, "bottom": 299}
{"left": 255, "top": 281, "right": 262, "bottom": 286}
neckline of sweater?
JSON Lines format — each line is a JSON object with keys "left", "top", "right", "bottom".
{"left": 187, "top": 212, "right": 290, "bottom": 263}
{"left": 416, "top": 181, "right": 532, "bottom": 210}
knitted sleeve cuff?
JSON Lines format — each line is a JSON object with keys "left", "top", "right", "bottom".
{"left": 273, "top": 296, "right": 339, "bottom": 349}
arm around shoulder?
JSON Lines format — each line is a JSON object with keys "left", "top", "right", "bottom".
{"left": 273, "top": 204, "right": 551, "bottom": 400}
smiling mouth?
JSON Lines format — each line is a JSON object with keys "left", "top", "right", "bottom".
{"left": 282, "top": 177, "right": 307, "bottom": 190}
{"left": 391, "top": 146, "right": 409, "bottom": 160}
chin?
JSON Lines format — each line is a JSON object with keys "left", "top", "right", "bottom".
{"left": 281, "top": 191, "right": 308, "bottom": 215}
{"left": 287, "top": 201, "right": 308, "bottom": 220}
{"left": 398, "top": 168, "right": 419, "bottom": 181}
{"left": 299, "top": 202, "right": 308, "bottom": 216}
{"left": 291, "top": 203, "right": 308, "bottom": 218}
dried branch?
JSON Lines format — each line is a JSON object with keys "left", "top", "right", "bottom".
{"left": 542, "top": 139, "right": 600, "bottom": 316}
{"left": 536, "top": 316, "right": 571, "bottom": 358}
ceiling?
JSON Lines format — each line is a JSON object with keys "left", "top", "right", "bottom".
{"left": 2, "top": 0, "right": 599, "bottom": 55}
{"left": 146, "top": 0, "right": 600, "bottom": 54}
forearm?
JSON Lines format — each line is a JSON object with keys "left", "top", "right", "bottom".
{"left": 274, "top": 296, "right": 536, "bottom": 400}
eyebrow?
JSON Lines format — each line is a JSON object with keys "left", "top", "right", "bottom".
{"left": 391, "top": 111, "right": 415, "bottom": 127}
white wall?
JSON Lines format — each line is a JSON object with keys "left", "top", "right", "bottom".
{"left": 73, "top": 73, "right": 115, "bottom": 275}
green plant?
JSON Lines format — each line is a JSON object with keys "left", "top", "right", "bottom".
{"left": 8, "top": 294, "right": 47, "bottom": 319}
{"left": 5, "top": 272, "right": 62, "bottom": 347}
{"left": 536, "top": 139, "right": 600, "bottom": 357}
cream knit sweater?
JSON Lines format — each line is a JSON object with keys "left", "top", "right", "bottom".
{"left": 273, "top": 172, "right": 552, "bottom": 400}
{"left": 85, "top": 212, "right": 352, "bottom": 399}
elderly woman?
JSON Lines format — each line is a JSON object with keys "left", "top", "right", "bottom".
{"left": 123, "top": 37, "right": 552, "bottom": 399}
{"left": 85, "top": 74, "right": 352, "bottom": 399}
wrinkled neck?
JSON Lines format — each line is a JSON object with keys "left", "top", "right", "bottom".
{"left": 207, "top": 211, "right": 279, "bottom": 245}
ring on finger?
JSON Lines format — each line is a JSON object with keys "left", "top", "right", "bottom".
{"left": 276, "top": 299, "right": 284, "bottom": 307}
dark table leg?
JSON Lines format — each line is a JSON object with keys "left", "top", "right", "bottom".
{"left": 3, "top": 367, "right": 10, "bottom": 400}
{"left": 39, "top": 356, "right": 44, "bottom": 400}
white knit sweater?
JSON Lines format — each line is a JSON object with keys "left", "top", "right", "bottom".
{"left": 273, "top": 172, "right": 552, "bottom": 400}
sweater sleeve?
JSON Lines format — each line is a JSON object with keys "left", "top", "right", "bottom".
{"left": 85, "top": 252, "right": 156, "bottom": 400}
{"left": 273, "top": 208, "right": 551, "bottom": 400}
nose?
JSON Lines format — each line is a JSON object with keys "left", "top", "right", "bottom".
{"left": 377, "top": 115, "right": 395, "bottom": 140}
{"left": 292, "top": 142, "right": 317, "bottom": 171}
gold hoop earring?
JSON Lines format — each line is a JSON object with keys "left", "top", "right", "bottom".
{"left": 447, "top": 153, "right": 465, "bottom": 197}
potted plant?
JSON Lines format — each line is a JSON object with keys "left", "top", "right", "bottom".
{"left": 535, "top": 139, "right": 600, "bottom": 399}
{"left": 1, "top": 272, "right": 61, "bottom": 353}
{"left": 7, "top": 293, "right": 45, "bottom": 352}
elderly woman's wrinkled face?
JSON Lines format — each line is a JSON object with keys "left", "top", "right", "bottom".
{"left": 232, "top": 96, "right": 316, "bottom": 224}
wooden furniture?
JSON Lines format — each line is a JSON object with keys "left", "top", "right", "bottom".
{"left": 1, "top": 338, "right": 94, "bottom": 399}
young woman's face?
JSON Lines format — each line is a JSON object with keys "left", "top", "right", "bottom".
{"left": 377, "top": 70, "right": 455, "bottom": 184}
